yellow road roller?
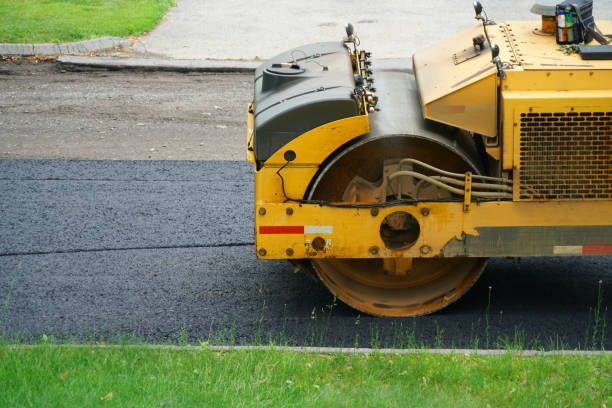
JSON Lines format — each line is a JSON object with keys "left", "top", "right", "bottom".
{"left": 247, "top": 1, "right": 612, "bottom": 316}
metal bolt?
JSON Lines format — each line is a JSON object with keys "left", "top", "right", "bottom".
{"left": 370, "top": 208, "right": 379, "bottom": 217}
{"left": 420, "top": 245, "right": 431, "bottom": 255}
{"left": 258, "top": 248, "right": 267, "bottom": 256}
{"left": 369, "top": 246, "right": 379, "bottom": 255}
{"left": 420, "top": 207, "right": 430, "bottom": 216}
{"left": 286, "top": 248, "right": 294, "bottom": 256}
{"left": 312, "top": 237, "right": 326, "bottom": 251}
{"left": 286, "top": 207, "right": 293, "bottom": 216}
{"left": 258, "top": 207, "right": 266, "bottom": 216}
{"left": 284, "top": 150, "right": 297, "bottom": 162}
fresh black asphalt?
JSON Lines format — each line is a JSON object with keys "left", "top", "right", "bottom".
{"left": 1, "top": 160, "right": 610, "bottom": 349}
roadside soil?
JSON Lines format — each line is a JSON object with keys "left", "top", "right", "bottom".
{"left": 0, "top": 61, "right": 251, "bottom": 160}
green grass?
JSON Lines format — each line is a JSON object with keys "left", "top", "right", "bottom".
{"left": 0, "top": 0, "right": 175, "bottom": 43}
{"left": 1, "top": 345, "right": 610, "bottom": 407}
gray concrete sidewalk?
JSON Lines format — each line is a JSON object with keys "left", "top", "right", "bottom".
{"left": 134, "top": 0, "right": 612, "bottom": 60}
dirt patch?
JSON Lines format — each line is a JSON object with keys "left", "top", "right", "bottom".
{"left": 0, "top": 61, "right": 252, "bottom": 160}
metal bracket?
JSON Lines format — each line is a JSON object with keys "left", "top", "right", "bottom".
{"left": 452, "top": 41, "right": 484, "bottom": 65}
{"left": 382, "top": 258, "right": 413, "bottom": 276}
{"left": 463, "top": 172, "right": 473, "bottom": 213}
{"left": 246, "top": 103, "right": 256, "bottom": 163}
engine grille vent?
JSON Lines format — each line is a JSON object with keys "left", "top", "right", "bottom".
{"left": 518, "top": 111, "right": 611, "bottom": 200}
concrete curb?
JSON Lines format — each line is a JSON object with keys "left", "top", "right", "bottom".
{"left": 0, "top": 37, "right": 129, "bottom": 57}
{"left": 5, "top": 344, "right": 611, "bottom": 356}
{"left": 58, "top": 55, "right": 260, "bottom": 73}
{"left": 57, "top": 55, "right": 413, "bottom": 74}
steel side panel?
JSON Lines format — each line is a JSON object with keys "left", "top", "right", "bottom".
{"left": 254, "top": 201, "right": 612, "bottom": 259}
{"left": 443, "top": 226, "right": 612, "bottom": 257}
{"left": 501, "top": 91, "right": 612, "bottom": 171}
{"left": 423, "top": 74, "right": 497, "bottom": 137}
{"left": 505, "top": 21, "right": 612, "bottom": 71}
{"left": 264, "top": 115, "right": 370, "bottom": 166}
{"left": 412, "top": 24, "right": 499, "bottom": 136}
{"left": 413, "top": 24, "right": 500, "bottom": 105}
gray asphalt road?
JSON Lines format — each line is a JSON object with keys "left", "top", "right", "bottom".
{"left": 0, "top": 62, "right": 250, "bottom": 160}
{"left": 1, "top": 160, "right": 610, "bottom": 349}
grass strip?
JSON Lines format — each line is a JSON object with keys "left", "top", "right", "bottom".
{"left": 1, "top": 345, "right": 610, "bottom": 407}
{"left": 0, "top": 0, "right": 175, "bottom": 43}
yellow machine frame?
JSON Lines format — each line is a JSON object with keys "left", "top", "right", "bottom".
{"left": 248, "top": 21, "right": 612, "bottom": 261}
{"left": 248, "top": 112, "right": 612, "bottom": 260}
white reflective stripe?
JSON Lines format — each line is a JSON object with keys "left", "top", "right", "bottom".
{"left": 553, "top": 245, "right": 583, "bottom": 255}
{"left": 304, "top": 225, "right": 333, "bottom": 234}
